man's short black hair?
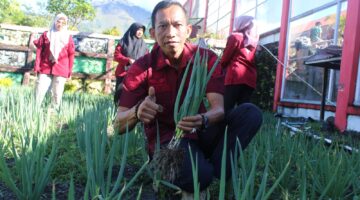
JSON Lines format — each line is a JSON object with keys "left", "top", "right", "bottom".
{"left": 151, "top": 0, "right": 188, "bottom": 28}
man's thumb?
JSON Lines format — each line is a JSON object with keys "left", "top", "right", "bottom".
{"left": 148, "top": 86, "right": 155, "bottom": 99}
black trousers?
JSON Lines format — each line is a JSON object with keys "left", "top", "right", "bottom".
{"left": 224, "top": 84, "right": 254, "bottom": 114}
{"left": 173, "top": 103, "right": 263, "bottom": 192}
{"left": 113, "top": 76, "right": 124, "bottom": 105}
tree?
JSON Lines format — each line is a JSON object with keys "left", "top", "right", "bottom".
{"left": 46, "top": 0, "right": 96, "bottom": 30}
{"left": 102, "top": 26, "right": 121, "bottom": 36}
{"left": 20, "top": 15, "right": 51, "bottom": 27}
{"left": 0, "top": 0, "right": 50, "bottom": 27}
{"left": 0, "top": 0, "right": 11, "bottom": 22}
{"left": 0, "top": 0, "right": 25, "bottom": 24}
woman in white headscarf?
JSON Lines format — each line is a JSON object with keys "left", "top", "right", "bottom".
{"left": 33, "top": 13, "right": 75, "bottom": 111}
{"left": 220, "top": 15, "right": 259, "bottom": 114}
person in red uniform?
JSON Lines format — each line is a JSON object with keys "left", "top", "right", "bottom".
{"left": 113, "top": 1, "right": 262, "bottom": 195}
{"left": 113, "top": 22, "right": 148, "bottom": 105}
{"left": 33, "top": 13, "right": 75, "bottom": 111}
{"left": 221, "top": 15, "right": 259, "bottom": 113}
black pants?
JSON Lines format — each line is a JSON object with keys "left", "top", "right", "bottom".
{"left": 224, "top": 84, "right": 254, "bottom": 114}
{"left": 173, "top": 103, "right": 263, "bottom": 192}
{"left": 113, "top": 76, "right": 124, "bottom": 105}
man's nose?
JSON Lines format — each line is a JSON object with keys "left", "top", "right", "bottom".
{"left": 166, "top": 25, "right": 176, "bottom": 37}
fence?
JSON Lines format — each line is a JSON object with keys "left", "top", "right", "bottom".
{"left": 0, "top": 24, "right": 154, "bottom": 94}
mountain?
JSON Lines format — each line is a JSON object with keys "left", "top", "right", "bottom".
{"left": 78, "top": 0, "right": 152, "bottom": 36}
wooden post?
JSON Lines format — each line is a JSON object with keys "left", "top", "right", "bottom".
{"left": 22, "top": 33, "right": 34, "bottom": 85}
{"left": 104, "top": 39, "right": 114, "bottom": 94}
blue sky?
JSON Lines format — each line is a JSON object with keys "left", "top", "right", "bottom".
{"left": 92, "top": 0, "right": 162, "bottom": 11}
{"left": 131, "top": 0, "right": 162, "bottom": 11}
{"left": 17, "top": 0, "right": 163, "bottom": 12}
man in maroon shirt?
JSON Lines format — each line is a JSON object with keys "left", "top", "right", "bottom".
{"left": 113, "top": 0, "right": 262, "bottom": 195}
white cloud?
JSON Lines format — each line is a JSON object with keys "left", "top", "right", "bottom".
{"left": 130, "top": 0, "right": 162, "bottom": 11}
{"left": 91, "top": 0, "right": 162, "bottom": 11}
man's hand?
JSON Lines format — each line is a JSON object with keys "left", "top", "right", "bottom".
{"left": 177, "top": 92, "right": 225, "bottom": 133}
{"left": 177, "top": 114, "right": 202, "bottom": 133}
{"left": 137, "top": 86, "right": 163, "bottom": 124}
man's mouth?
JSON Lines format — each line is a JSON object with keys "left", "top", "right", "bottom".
{"left": 165, "top": 41, "right": 178, "bottom": 45}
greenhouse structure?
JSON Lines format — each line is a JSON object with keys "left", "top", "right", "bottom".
{"left": 185, "top": 0, "right": 360, "bottom": 132}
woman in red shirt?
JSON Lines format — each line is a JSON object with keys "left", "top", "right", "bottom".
{"left": 220, "top": 16, "right": 259, "bottom": 113}
{"left": 33, "top": 13, "right": 75, "bottom": 111}
{"left": 113, "top": 23, "right": 148, "bottom": 105}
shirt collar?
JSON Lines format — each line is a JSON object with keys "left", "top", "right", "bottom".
{"left": 152, "top": 43, "right": 196, "bottom": 71}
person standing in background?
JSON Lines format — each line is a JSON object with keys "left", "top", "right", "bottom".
{"left": 220, "top": 15, "right": 259, "bottom": 114}
{"left": 310, "top": 21, "right": 323, "bottom": 43}
{"left": 33, "top": 13, "right": 75, "bottom": 111}
{"left": 113, "top": 23, "right": 148, "bottom": 105}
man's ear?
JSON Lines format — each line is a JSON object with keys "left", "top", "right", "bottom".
{"left": 186, "top": 24, "right": 192, "bottom": 38}
{"left": 149, "top": 28, "right": 155, "bottom": 39}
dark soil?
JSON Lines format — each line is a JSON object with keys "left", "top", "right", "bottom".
{"left": 0, "top": 181, "right": 84, "bottom": 200}
{"left": 0, "top": 163, "right": 176, "bottom": 200}
{"left": 0, "top": 181, "right": 16, "bottom": 200}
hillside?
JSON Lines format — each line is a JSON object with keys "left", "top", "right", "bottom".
{"left": 78, "top": 0, "right": 151, "bottom": 36}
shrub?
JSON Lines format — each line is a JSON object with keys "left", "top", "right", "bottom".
{"left": 252, "top": 42, "right": 279, "bottom": 111}
{"left": 0, "top": 78, "right": 13, "bottom": 87}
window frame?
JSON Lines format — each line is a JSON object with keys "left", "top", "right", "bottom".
{"left": 280, "top": 0, "right": 347, "bottom": 104}
{"left": 354, "top": 55, "right": 360, "bottom": 105}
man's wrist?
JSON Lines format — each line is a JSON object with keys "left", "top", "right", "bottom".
{"left": 200, "top": 114, "right": 209, "bottom": 131}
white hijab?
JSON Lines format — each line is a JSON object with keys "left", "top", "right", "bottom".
{"left": 233, "top": 15, "right": 259, "bottom": 49}
{"left": 47, "top": 13, "right": 70, "bottom": 62}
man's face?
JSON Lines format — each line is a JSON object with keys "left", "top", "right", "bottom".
{"left": 150, "top": 5, "right": 192, "bottom": 60}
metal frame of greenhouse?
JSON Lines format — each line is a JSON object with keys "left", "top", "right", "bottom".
{"left": 273, "top": 0, "right": 360, "bottom": 132}
{"left": 185, "top": 0, "right": 360, "bottom": 132}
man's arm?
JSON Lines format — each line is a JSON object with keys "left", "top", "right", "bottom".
{"left": 114, "top": 86, "right": 163, "bottom": 134}
{"left": 176, "top": 92, "right": 224, "bottom": 132}
{"left": 114, "top": 106, "right": 138, "bottom": 134}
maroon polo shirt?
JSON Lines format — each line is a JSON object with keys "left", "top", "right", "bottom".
{"left": 119, "top": 43, "right": 224, "bottom": 154}
{"left": 220, "top": 33, "right": 257, "bottom": 88}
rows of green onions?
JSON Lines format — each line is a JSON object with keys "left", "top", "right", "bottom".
{"left": 1, "top": 86, "right": 360, "bottom": 199}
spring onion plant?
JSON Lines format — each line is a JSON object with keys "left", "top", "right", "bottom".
{"left": 0, "top": 87, "right": 58, "bottom": 200}
{"left": 67, "top": 175, "right": 75, "bottom": 200}
{"left": 218, "top": 130, "right": 228, "bottom": 200}
{"left": 189, "top": 146, "right": 200, "bottom": 199}
{"left": 77, "top": 104, "right": 148, "bottom": 199}
{"left": 151, "top": 48, "right": 220, "bottom": 187}
{"left": 170, "top": 47, "right": 220, "bottom": 149}
{"left": 230, "top": 138, "right": 291, "bottom": 200}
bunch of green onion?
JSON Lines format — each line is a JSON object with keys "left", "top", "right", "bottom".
{"left": 170, "top": 48, "right": 220, "bottom": 148}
